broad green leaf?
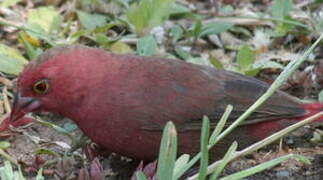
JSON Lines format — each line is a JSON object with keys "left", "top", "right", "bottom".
{"left": 209, "top": 55, "right": 223, "bottom": 69}
{"left": 237, "top": 45, "right": 256, "bottom": 70}
{"left": 136, "top": 35, "right": 157, "bottom": 56}
{"left": 272, "top": 0, "right": 293, "bottom": 19}
{"left": 0, "top": 54, "right": 25, "bottom": 75}
{"left": 70, "top": 29, "right": 90, "bottom": 42}
{"left": 0, "top": 44, "right": 27, "bottom": 64}
{"left": 199, "top": 23, "right": 233, "bottom": 37}
{"left": 157, "top": 122, "right": 177, "bottom": 180}
{"left": 27, "top": 7, "right": 62, "bottom": 33}
{"left": 170, "top": 3, "right": 192, "bottom": 17}
{"left": 77, "top": 11, "right": 108, "bottom": 30}
{"left": 110, "top": 41, "right": 133, "bottom": 54}
{"left": 18, "top": 32, "right": 43, "bottom": 60}
{"left": 127, "top": 0, "right": 175, "bottom": 35}
{"left": 94, "top": 33, "right": 110, "bottom": 45}
{"left": 175, "top": 47, "right": 192, "bottom": 60}
{"left": 170, "top": 25, "right": 184, "bottom": 43}
{"left": 0, "top": 141, "right": 10, "bottom": 149}
{"left": 0, "top": 161, "right": 14, "bottom": 180}
{"left": 23, "top": 23, "right": 55, "bottom": 46}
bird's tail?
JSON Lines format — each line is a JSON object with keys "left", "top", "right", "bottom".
{"left": 301, "top": 103, "right": 323, "bottom": 122}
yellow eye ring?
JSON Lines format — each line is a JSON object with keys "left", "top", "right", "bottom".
{"left": 33, "top": 79, "right": 49, "bottom": 94}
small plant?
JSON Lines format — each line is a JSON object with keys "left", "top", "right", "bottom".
{"left": 127, "top": 0, "right": 175, "bottom": 35}
{"left": 0, "top": 161, "right": 44, "bottom": 180}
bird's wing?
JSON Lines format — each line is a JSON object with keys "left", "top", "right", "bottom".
{"left": 180, "top": 70, "right": 306, "bottom": 131}
{"left": 140, "top": 67, "right": 306, "bottom": 131}
{"left": 122, "top": 56, "right": 306, "bottom": 132}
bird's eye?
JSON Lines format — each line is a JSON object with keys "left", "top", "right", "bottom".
{"left": 33, "top": 79, "right": 49, "bottom": 94}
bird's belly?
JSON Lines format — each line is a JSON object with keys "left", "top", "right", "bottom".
{"left": 77, "top": 119, "right": 290, "bottom": 161}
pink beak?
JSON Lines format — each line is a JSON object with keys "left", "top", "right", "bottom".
{"left": 10, "top": 93, "right": 41, "bottom": 122}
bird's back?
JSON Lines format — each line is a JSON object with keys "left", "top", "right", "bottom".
{"left": 107, "top": 53, "right": 307, "bottom": 131}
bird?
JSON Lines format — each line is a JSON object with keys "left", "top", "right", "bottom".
{"left": 9, "top": 45, "right": 323, "bottom": 160}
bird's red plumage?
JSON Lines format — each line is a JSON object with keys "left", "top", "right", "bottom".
{"left": 9, "top": 45, "right": 323, "bottom": 160}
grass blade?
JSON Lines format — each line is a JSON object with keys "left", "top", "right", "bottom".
{"left": 157, "top": 121, "right": 177, "bottom": 180}
{"left": 220, "top": 154, "right": 310, "bottom": 180}
{"left": 197, "top": 116, "right": 210, "bottom": 180}
{"left": 210, "top": 141, "right": 237, "bottom": 180}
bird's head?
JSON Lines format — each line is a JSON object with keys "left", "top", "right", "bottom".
{"left": 10, "top": 45, "right": 105, "bottom": 122}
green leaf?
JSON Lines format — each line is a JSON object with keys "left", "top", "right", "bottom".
{"left": 157, "top": 122, "right": 177, "bottom": 180}
{"left": 275, "top": 16, "right": 296, "bottom": 35}
{"left": 110, "top": 41, "right": 133, "bottom": 54}
{"left": 209, "top": 105, "right": 233, "bottom": 146}
{"left": 127, "top": 0, "right": 175, "bottom": 35}
{"left": 186, "top": 57, "right": 211, "bottom": 66}
{"left": 0, "top": 44, "right": 28, "bottom": 64}
{"left": 237, "top": 45, "right": 256, "bottom": 70}
{"left": 77, "top": 11, "right": 108, "bottom": 30}
{"left": 220, "top": 154, "right": 310, "bottom": 180}
{"left": 209, "top": 55, "right": 223, "bottom": 69}
{"left": 271, "top": 0, "right": 293, "bottom": 19}
{"left": 35, "top": 118, "right": 75, "bottom": 143}
{"left": 210, "top": 142, "right": 237, "bottom": 180}
{"left": 18, "top": 32, "right": 43, "bottom": 60}
{"left": 34, "top": 148, "right": 61, "bottom": 158}
{"left": 254, "top": 60, "right": 284, "bottom": 69}
{"left": 319, "top": 90, "right": 323, "bottom": 102}
{"left": 197, "top": 116, "right": 210, "bottom": 180}
{"left": 23, "top": 23, "right": 54, "bottom": 46}
{"left": 192, "top": 20, "right": 202, "bottom": 38}
{"left": 94, "top": 33, "right": 111, "bottom": 45}
{"left": 27, "top": 6, "right": 62, "bottom": 33}
{"left": 63, "top": 122, "right": 78, "bottom": 133}
{"left": 199, "top": 23, "right": 233, "bottom": 37}
{"left": 175, "top": 47, "right": 192, "bottom": 60}
{"left": 136, "top": 35, "right": 157, "bottom": 56}
{"left": 0, "top": 141, "right": 10, "bottom": 149}
{"left": 14, "top": 167, "right": 26, "bottom": 180}
{"left": 170, "top": 3, "right": 192, "bottom": 17}
{"left": 136, "top": 171, "right": 148, "bottom": 180}
{"left": 170, "top": 25, "right": 184, "bottom": 43}
{"left": 173, "top": 154, "right": 190, "bottom": 179}
{"left": 244, "top": 68, "right": 261, "bottom": 77}
{"left": 35, "top": 168, "right": 44, "bottom": 180}
{"left": 0, "top": 54, "right": 25, "bottom": 75}
{"left": 0, "top": 161, "right": 14, "bottom": 180}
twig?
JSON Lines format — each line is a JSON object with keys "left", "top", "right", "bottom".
{"left": 2, "top": 86, "right": 11, "bottom": 113}
{"left": 0, "top": 148, "right": 18, "bottom": 166}
{"left": 0, "top": 77, "right": 13, "bottom": 88}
